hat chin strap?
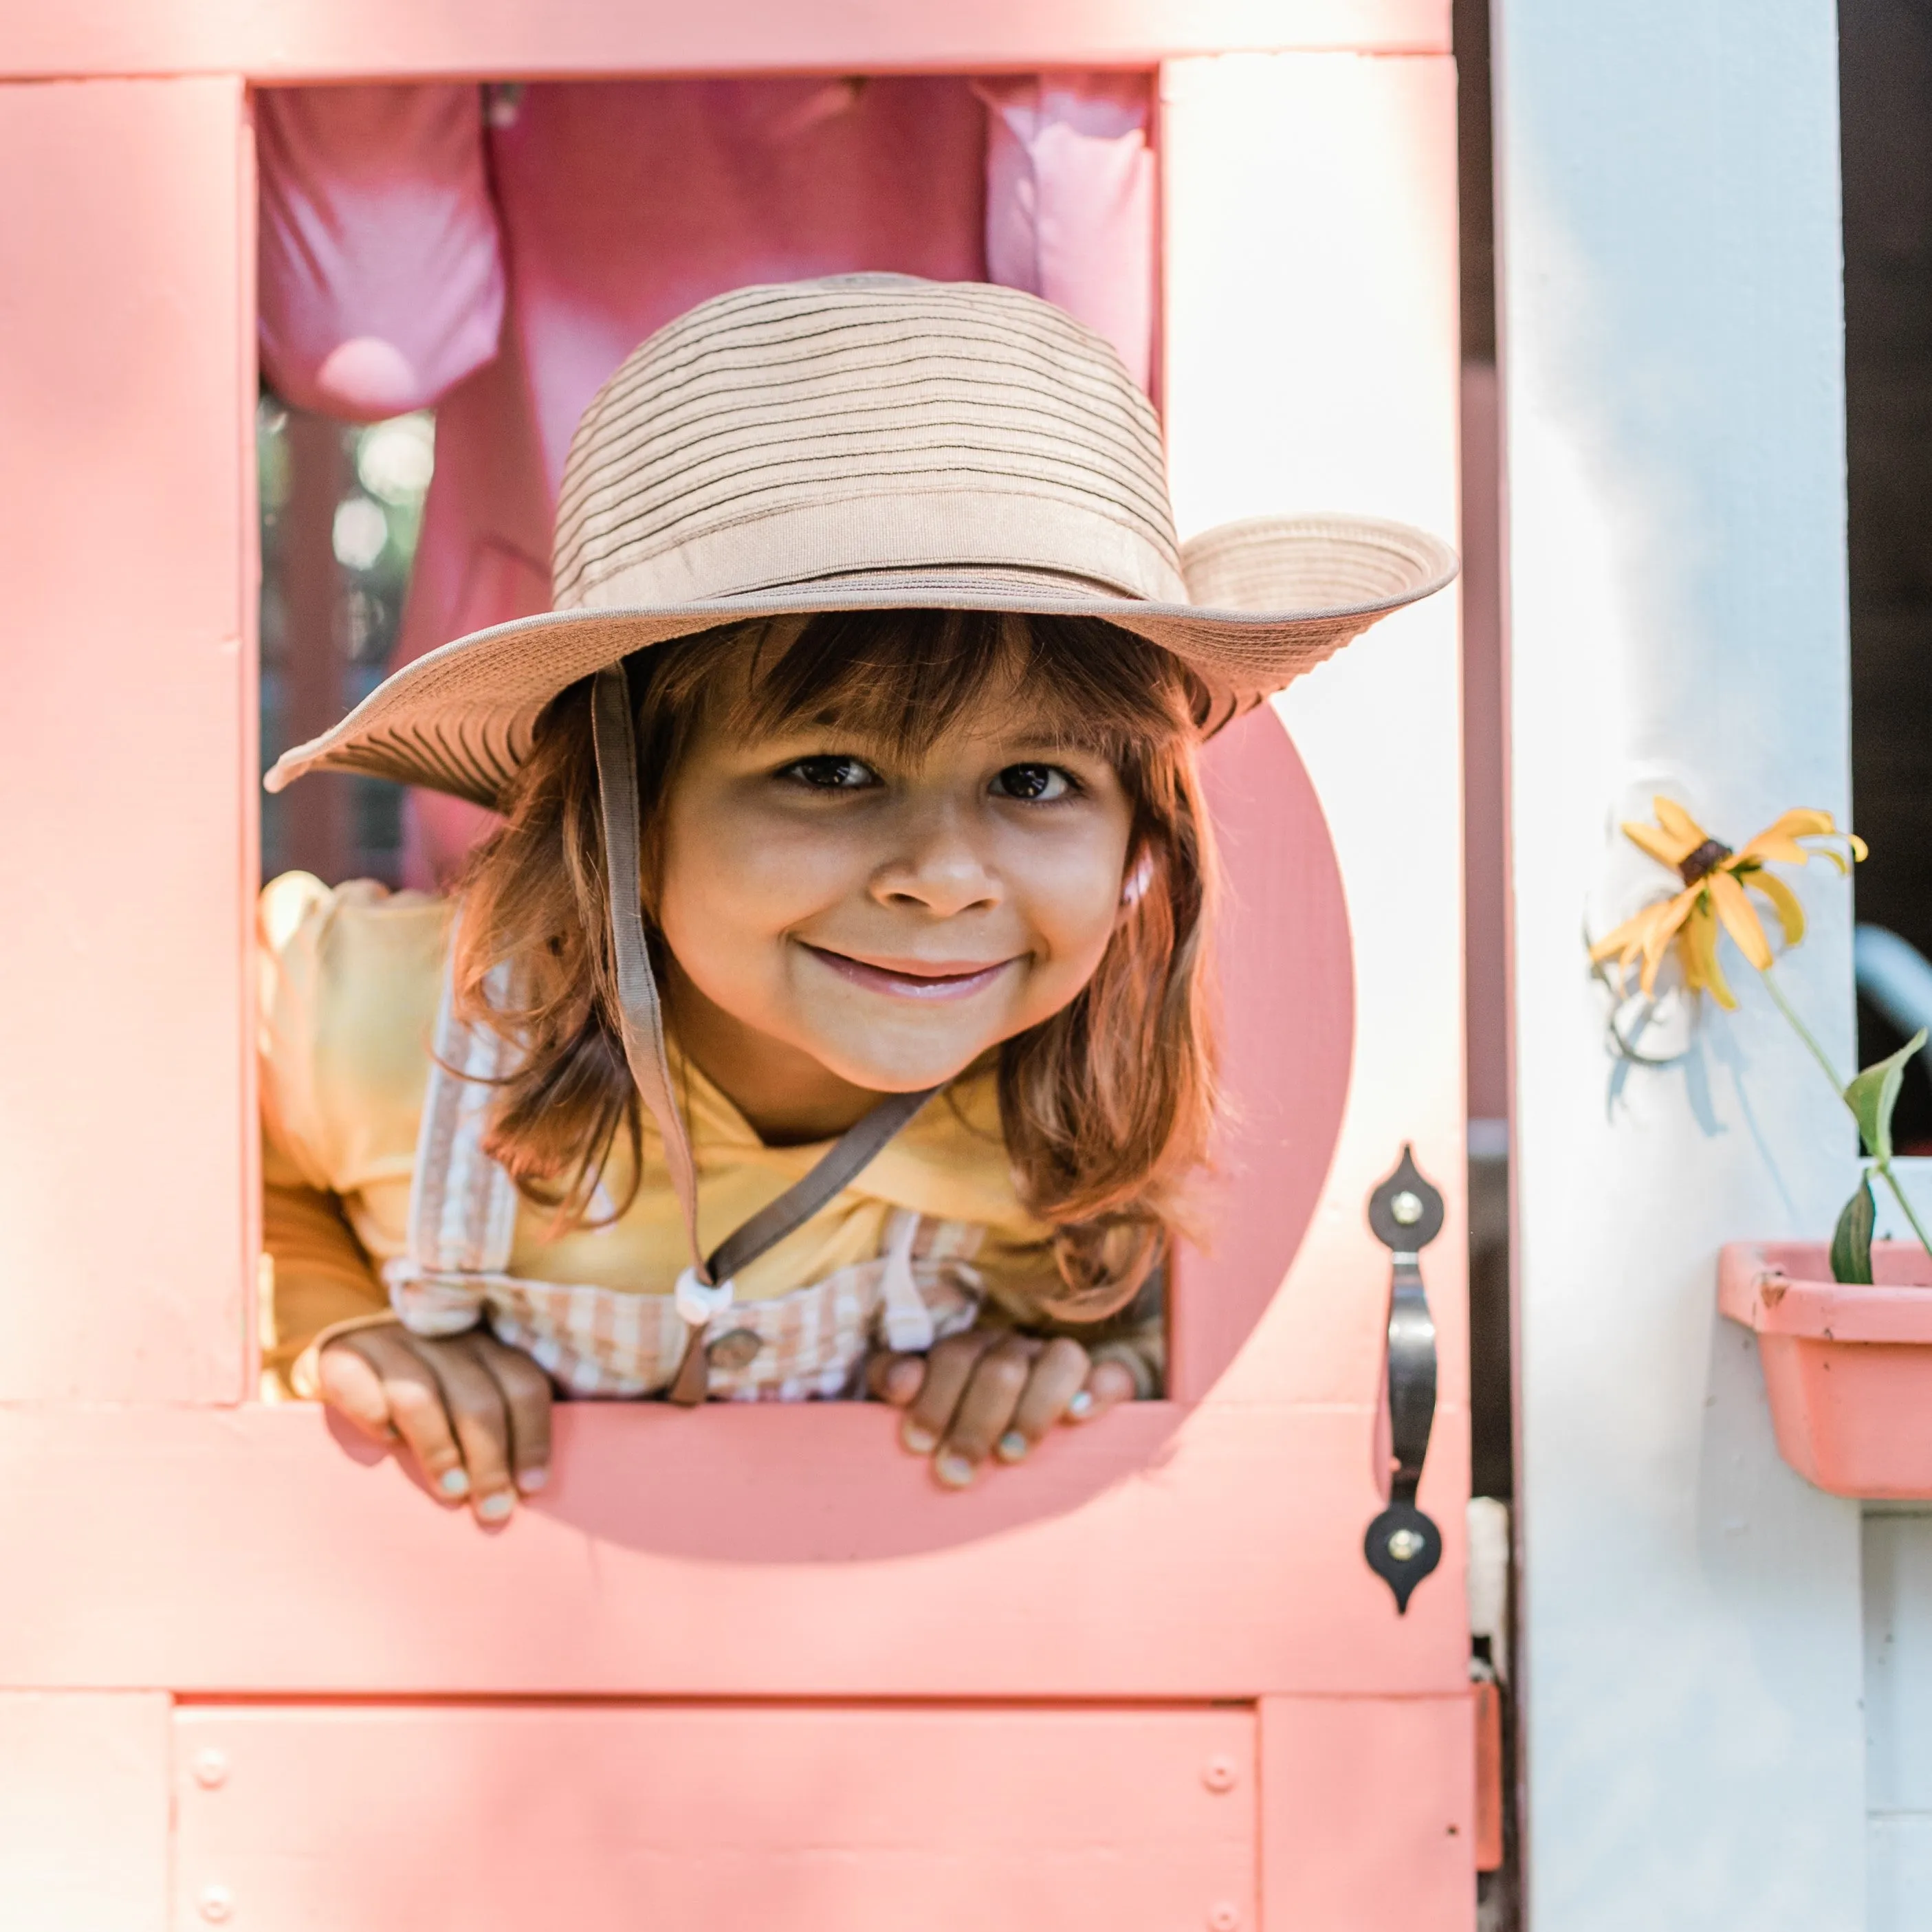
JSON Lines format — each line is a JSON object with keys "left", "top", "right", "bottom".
{"left": 589, "top": 666, "right": 942, "bottom": 1403}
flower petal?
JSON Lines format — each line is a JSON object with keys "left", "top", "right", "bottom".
{"left": 1638, "top": 887, "right": 1700, "bottom": 994}
{"left": 1757, "top": 809, "right": 1839, "bottom": 842}
{"left": 1682, "top": 902, "right": 1737, "bottom": 1009}
{"left": 1736, "top": 834, "right": 1812, "bottom": 868}
{"left": 1589, "top": 910, "right": 1653, "bottom": 967}
{"left": 1625, "top": 820, "right": 1695, "bottom": 868}
{"left": 1709, "top": 868, "right": 1773, "bottom": 971}
{"left": 1653, "top": 797, "right": 1710, "bottom": 848}
{"left": 1749, "top": 870, "right": 1807, "bottom": 949}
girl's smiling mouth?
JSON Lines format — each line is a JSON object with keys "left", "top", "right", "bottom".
{"left": 800, "top": 943, "right": 1020, "bottom": 1001}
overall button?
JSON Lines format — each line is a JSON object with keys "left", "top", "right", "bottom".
{"left": 707, "top": 1328, "right": 762, "bottom": 1372}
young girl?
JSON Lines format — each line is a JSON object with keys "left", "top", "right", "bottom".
{"left": 260, "top": 274, "right": 1453, "bottom": 1521}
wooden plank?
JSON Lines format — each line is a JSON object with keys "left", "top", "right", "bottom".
{"left": 1869, "top": 1815, "right": 1932, "bottom": 1932}
{"left": 1867, "top": 1514, "right": 1932, "bottom": 1932}
{"left": 1866, "top": 1513, "right": 1932, "bottom": 1813}
{"left": 172, "top": 1703, "right": 1255, "bottom": 1932}
{"left": 2, "top": 1, "right": 1450, "bottom": 82}
{"left": 0, "top": 1692, "right": 170, "bottom": 1932}
{"left": 1495, "top": 2, "right": 1868, "bottom": 1924}
{"left": 0, "top": 79, "right": 252, "bottom": 1402}
{"left": 1160, "top": 55, "right": 1468, "bottom": 1412}
{"left": 0, "top": 1400, "right": 1466, "bottom": 1697}
{"left": 1258, "top": 1695, "right": 1473, "bottom": 1931}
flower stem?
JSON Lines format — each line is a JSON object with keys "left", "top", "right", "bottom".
{"left": 1759, "top": 967, "right": 1852, "bottom": 1097}
{"left": 1761, "top": 966, "right": 1932, "bottom": 1260}
{"left": 1878, "top": 1161, "right": 1932, "bottom": 1259}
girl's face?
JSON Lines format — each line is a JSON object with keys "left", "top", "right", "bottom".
{"left": 655, "top": 686, "right": 1138, "bottom": 1136}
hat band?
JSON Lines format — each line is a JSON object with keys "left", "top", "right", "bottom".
{"left": 558, "top": 485, "right": 1189, "bottom": 612}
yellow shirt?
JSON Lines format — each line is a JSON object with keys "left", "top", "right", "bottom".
{"left": 256, "top": 872, "right": 1066, "bottom": 1392}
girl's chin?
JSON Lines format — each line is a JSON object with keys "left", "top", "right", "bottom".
{"left": 800, "top": 1035, "right": 1002, "bottom": 1097}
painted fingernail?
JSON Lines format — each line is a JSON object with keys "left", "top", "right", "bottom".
{"left": 438, "top": 1467, "right": 472, "bottom": 1497}
{"left": 934, "top": 1451, "right": 976, "bottom": 1489}
{"left": 901, "top": 1424, "right": 937, "bottom": 1455}
{"left": 476, "top": 1491, "right": 514, "bottom": 1522}
{"left": 1066, "top": 1390, "right": 1095, "bottom": 1420}
{"left": 996, "top": 1430, "right": 1030, "bottom": 1462}
{"left": 516, "top": 1467, "right": 549, "bottom": 1494}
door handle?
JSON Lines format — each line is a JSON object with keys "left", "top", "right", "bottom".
{"left": 1363, "top": 1144, "right": 1445, "bottom": 1613}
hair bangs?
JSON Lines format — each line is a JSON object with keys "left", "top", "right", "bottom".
{"left": 708, "top": 608, "right": 1212, "bottom": 767}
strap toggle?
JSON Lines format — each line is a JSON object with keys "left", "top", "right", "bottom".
{"left": 674, "top": 1266, "right": 736, "bottom": 1329}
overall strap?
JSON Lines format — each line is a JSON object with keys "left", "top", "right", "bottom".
{"left": 703, "top": 1084, "right": 938, "bottom": 1287}
{"left": 407, "top": 937, "right": 520, "bottom": 1279}
{"left": 592, "top": 666, "right": 706, "bottom": 1272}
{"left": 591, "top": 662, "right": 943, "bottom": 1403}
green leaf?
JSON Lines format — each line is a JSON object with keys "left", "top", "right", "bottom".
{"left": 1831, "top": 1174, "right": 1877, "bottom": 1285}
{"left": 1845, "top": 1028, "right": 1929, "bottom": 1161}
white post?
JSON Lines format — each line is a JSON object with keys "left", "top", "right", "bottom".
{"left": 1495, "top": 3, "right": 1867, "bottom": 1926}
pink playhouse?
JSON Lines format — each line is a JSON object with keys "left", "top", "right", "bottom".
{"left": 24, "top": 0, "right": 1858, "bottom": 1926}
{"left": 0, "top": 16, "right": 1473, "bottom": 1921}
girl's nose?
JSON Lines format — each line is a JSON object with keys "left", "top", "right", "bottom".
{"left": 869, "top": 812, "right": 1002, "bottom": 917}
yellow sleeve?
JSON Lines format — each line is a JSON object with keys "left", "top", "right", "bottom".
{"left": 256, "top": 871, "right": 449, "bottom": 1391}
{"left": 256, "top": 870, "right": 446, "bottom": 1203}
{"left": 261, "top": 1174, "right": 391, "bottom": 1398}
{"left": 257, "top": 870, "right": 338, "bottom": 1192}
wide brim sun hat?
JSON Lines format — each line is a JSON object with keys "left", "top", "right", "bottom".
{"left": 267, "top": 273, "right": 1456, "bottom": 809}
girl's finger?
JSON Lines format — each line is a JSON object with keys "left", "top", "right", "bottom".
{"left": 1073, "top": 1356, "right": 1140, "bottom": 1421}
{"left": 473, "top": 1332, "right": 555, "bottom": 1494}
{"left": 426, "top": 1336, "right": 519, "bottom": 1522}
{"left": 998, "top": 1336, "right": 1093, "bottom": 1458}
{"left": 347, "top": 1327, "right": 470, "bottom": 1504}
{"left": 902, "top": 1331, "right": 996, "bottom": 1453}
{"left": 934, "top": 1336, "right": 1038, "bottom": 1486}
{"left": 864, "top": 1352, "right": 928, "bottom": 1407}
{"left": 315, "top": 1335, "right": 400, "bottom": 1443}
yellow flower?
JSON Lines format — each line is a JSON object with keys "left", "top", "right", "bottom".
{"left": 1589, "top": 798, "right": 1866, "bottom": 1010}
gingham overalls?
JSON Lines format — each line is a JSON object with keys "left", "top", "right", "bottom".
{"left": 381, "top": 957, "right": 985, "bottom": 1401}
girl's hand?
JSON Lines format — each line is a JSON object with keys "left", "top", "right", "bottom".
{"left": 867, "top": 1332, "right": 1137, "bottom": 1488}
{"left": 318, "top": 1324, "right": 553, "bottom": 1522}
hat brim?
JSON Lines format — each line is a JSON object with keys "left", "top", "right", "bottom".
{"left": 265, "top": 513, "right": 1456, "bottom": 808}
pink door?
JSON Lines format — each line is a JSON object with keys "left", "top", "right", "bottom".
{"left": 0, "top": 8, "right": 1471, "bottom": 1928}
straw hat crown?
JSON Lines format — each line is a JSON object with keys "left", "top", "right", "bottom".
{"left": 552, "top": 274, "right": 1187, "bottom": 613}
{"left": 268, "top": 275, "right": 1455, "bottom": 807}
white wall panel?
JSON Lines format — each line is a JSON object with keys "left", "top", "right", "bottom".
{"left": 1867, "top": 1513, "right": 1932, "bottom": 1932}
{"left": 1495, "top": 2, "right": 1866, "bottom": 1925}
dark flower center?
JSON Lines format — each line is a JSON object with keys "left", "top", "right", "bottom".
{"left": 1678, "top": 838, "right": 1733, "bottom": 886}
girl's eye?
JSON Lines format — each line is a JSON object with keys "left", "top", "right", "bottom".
{"left": 783, "top": 755, "right": 879, "bottom": 791}
{"left": 991, "top": 762, "right": 1074, "bottom": 802}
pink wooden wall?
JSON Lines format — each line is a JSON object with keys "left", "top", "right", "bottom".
{"left": 0, "top": 7, "right": 1469, "bottom": 1928}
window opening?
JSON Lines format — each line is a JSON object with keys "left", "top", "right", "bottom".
{"left": 259, "top": 396, "right": 432, "bottom": 888}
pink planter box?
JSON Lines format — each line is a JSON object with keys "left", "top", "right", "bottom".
{"left": 1720, "top": 1240, "right": 1932, "bottom": 1499}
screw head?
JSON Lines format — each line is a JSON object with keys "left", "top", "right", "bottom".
{"left": 1202, "top": 1754, "right": 1238, "bottom": 1793}
{"left": 1208, "top": 1904, "right": 1241, "bottom": 1931}
{"left": 1387, "top": 1526, "right": 1426, "bottom": 1563}
{"left": 190, "top": 1748, "right": 229, "bottom": 1790}
{"left": 1390, "top": 1189, "right": 1424, "bottom": 1227}
{"left": 199, "top": 1884, "right": 234, "bottom": 1922}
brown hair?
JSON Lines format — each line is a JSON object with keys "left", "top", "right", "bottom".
{"left": 451, "top": 608, "right": 1220, "bottom": 1319}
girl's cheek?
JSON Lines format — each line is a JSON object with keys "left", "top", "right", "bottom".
{"left": 1022, "top": 841, "right": 1135, "bottom": 953}
{"left": 667, "top": 806, "right": 853, "bottom": 930}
